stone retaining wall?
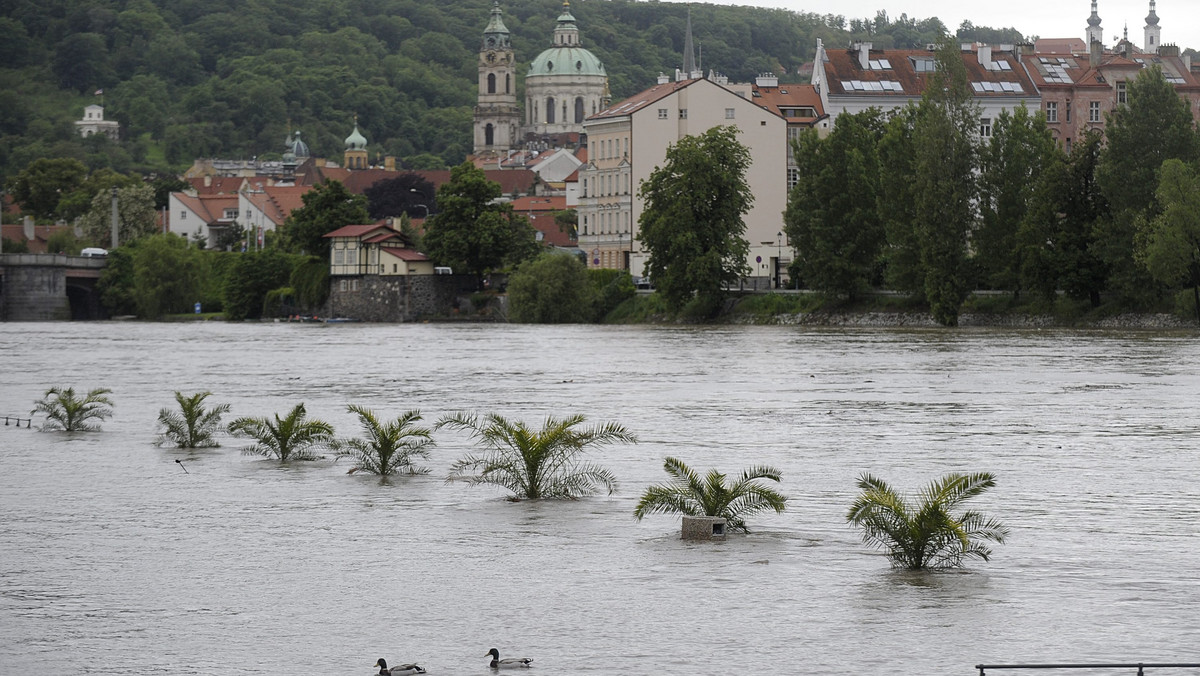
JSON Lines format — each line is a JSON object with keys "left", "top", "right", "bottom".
{"left": 323, "top": 275, "right": 481, "bottom": 322}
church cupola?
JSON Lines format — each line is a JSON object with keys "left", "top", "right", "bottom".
{"left": 474, "top": 1, "right": 521, "bottom": 155}
{"left": 344, "top": 118, "right": 368, "bottom": 170}
{"left": 1086, "top": 0, "right": 1103, "bottom": 47}
{"left": 553, "top": 1, "right": 580, "bottom": 47}
{"left": 1144, "top": 0, "right": 1161, "bottom": 53}
{"left": 482, "top": 0, "right": 511, "bottom": 50}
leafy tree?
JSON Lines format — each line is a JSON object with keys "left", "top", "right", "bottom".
{"left": 1096, "top": 65, "right": 1200, "bottom": 305}
{"left": 334, "top": 406, "right": 434, "bottom": 476}
{"left": 1141, "top": 159, "right": 1200, "bottom": 324}
{"left": 9, "top": 158, "right": 88, "bottom": 220}
{"left": 784, "top": 110, "right": 885, "bottom": 299}
{"left": 975, "top": 105, "right": 1059, "bottom": 296}
{"left": 45, "top": 229, "right": 83, "bottom": 255}
{"left": 56, "top": 169, "right": 138, "bottom": 222}
{"left": 587, "top": 268, "right": 635, "bottom": 321}
{"left": 228, "top": 403, "right": 334, "bottom": 462}
{"left": 53, "top": 33, "right": 114, "bottom": 93}
{"left": 877, "top": 105, "right": 924, "bottom": 296}
{"left": 155, "top": 391, "right": 231, "bottom": 449}
{"left": 847, "top": 472, "right": 1009, "bottom": 570}
{"left": 214, "top": 221, "right": 246, "bottom": 251}
{"left": 422, "top": 162, "right": 538, "bottom": 285}
{"left": 223, "top": 248, "right": 296, "bottom": 320}
{"left": 31, "top": 386, "right": 114, "bottom": 432}
{"left": 97, "top": 243, "right": 138, "bottom": 316}
{"left": 633, "top": 457, "right": 787, "bottom": 533}
{"left": 78, "top": 183, "right": 158, "bottom": 247}
{"left": 2, "top": 238, "right": 30, "bottom": 253}
{"left": 289, "top": 256, "right": 330, "bottom": 311}
{"left": 638, "top": 125, "right": 752, "bottom": 315}
{"left": 132, "top": 233, "right": 201, "bottom": 319}
{"left": 283, "top": 180, "right": 369, "bottom": 257}
{"left": 912, "top": 39, "right": 980, "bottom": 325}
{"left": 438, "top": 412, "right": 635, "bottom": 501}
{"left": 364, "top": 173, "right": 437, "bottom": 220}
{"left": 507, "top": 252, "right": 592, "bottom": 323}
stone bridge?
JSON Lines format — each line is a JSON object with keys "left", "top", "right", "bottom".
{"left": 0, "top": 254, "right": 107, "bottom": 321}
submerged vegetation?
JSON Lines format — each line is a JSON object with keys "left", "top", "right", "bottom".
{"left": 335, "top": 406, "right": 434, "bottom": 476}
{"left": 155, "top": 391, "right": 230, "bottom": 448}
{"left": 31, "top": 386, "right": 114, "bottom": 432}
{"left": 633, "top": 457, "right": 788, "bottom": 533}
{"left": 227, "top": 403, "right": 335, "bottom": 461}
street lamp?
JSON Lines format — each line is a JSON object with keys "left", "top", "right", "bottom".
{"left": 409, "top": 188, "right": 429, "bottom": 219}
{"left": 776, "top": 231, "right": 783, "bottom": 289}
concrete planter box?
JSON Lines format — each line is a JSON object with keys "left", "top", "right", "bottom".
{"left": 682, "top": 515, "right": 727, "bottom": 540}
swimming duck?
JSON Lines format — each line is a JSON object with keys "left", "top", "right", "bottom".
{"left": 486, "top": 648, "right": 532, "bottom": 668}
{"left": 375, "top": 657, "right": 426, "bottom": 675}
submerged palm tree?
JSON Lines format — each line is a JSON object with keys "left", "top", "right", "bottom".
{"left": 31, "top": 386, "right": 114, "bottom": 431}
{"left": 335, "top": 405, "right": 434, "bottom": 476}
{"left": 155, "top": 391, "right": 231, "bottom": 448}
{"left": 227, "top": 403, "right": 334, "bottom": 461}
{"left": 633, "top": 457, "right": 787, "bottom": 533}
{"left": 437, "top": 412, "right": 635, "bottom": 500}
{"left": 846, "top": 472, "right": 1009, "bottom": 570}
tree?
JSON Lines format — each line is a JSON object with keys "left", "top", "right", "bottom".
{"left": 784, "top": 110, "right": 885, "bottom": 299}
{"left": 283, "top": 180, "right": 369, "bottom": 257}
{"left": 155, "top": 391, "right": 231, "bottom": 448}
{"left": 507, "top": 252, "right": 593, "bottom": 323}
{"left": 132, "top": 233, "right": 201, "bottom": 318}
{"left": 422, "top": 162, "right": 538, "bottom": 285}
{"left": 437, "top": 412, "right": 635, "bottom": 500}
{"left": 53, "top": 33, "right": 113, "bottom": 93}
{"left": 638, "top": 125, "right": 752, "bottom": 315}
{"left": 334, "top": 406, "right": 434, "bottom": 476}
{"left": 228, "top": 403, "right": 334, "bottom": 462}
{"left": 912, "top": 39, "right": 980, "bottom": 325}
{"left": 1097, "top": 65, "right": 1200, "bottom": 305}
{"left": 223, "top": 248, "right": 295, "bottom": 320}
{"left": 846, "top": 472, "right": 1008, "bottom": 570}
{"left": 975, "top": 105, "right": 1059, "bottom": 296}
{"left": 31, "top": 386, "right": 114, "bottom": 432}
{"left": 633, "top": 457, "right": 787, "bottom": 533}
{"left": 364, "top": 173, "right": 437, "bottom": 220}
{"left": 1140, "top": 159, "right": 1200, "bottom": 324}
{"left": 877, "top": 105, "right": 924, "bottom": 296}
{"left": 97, "top": 243, "right": 138, "bottom": 316}
{"left": 9, "top": 158, "right": 88, "bottom": 219}
{"left": 78, "top": 183, "right": 158, "bottom": 247}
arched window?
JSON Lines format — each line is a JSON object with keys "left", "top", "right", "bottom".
{"left": 487, "top": 73, "right": 496, "bottom": 94}
{"left": 485, "top": 123, "right": 494, "bottom": 147}
{"left": 575, "top": 97, "right": 585, "bottom": 123}
{"left": 505, "top": 74, "right": 511, "bottom": 93}
{"left": 546, "top": 97, "right": 556, "bottom": 124}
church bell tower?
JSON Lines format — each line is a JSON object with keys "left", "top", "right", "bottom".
{"left": 473, "top": 1, "right": 521, "bottom": 155}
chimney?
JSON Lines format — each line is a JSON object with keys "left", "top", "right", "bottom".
{"left": 755, "top": 72, "right": 779, "bottom": 87}
{"left": 23, "top": 215, "right": 34, "bottom": 241}
{"left": 204, "top": 175, "right": 212, "bottom": 187}
{"left": 855, "top": 42, "right": 871, "bottom": 69}
{"left": 657, "top": 72, "right": 670, "bottom": 85}
{"left": 978, "top": 45, "right": 993, "bottom": 69}
{"left": 1090, "top": 39, "right": 1103, "bottom": 67}
{"left": 384, "top": 155, "right": 396, "bottom": 171}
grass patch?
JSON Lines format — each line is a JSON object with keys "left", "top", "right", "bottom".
{"left": 603, "top": 292, "right": 669, "bottom": 323}
{"left": 731, "top": 292, "right": 822, "bottom": 319}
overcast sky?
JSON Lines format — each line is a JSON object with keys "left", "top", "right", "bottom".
{"left": 661, "top": 1, "right": 1200, "bottom": 52}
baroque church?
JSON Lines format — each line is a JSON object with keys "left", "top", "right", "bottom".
{"left": 473, "top": 1, "right": 609, "bottom": 156}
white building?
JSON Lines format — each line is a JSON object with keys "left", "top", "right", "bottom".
{"left": 75, "top": 104, "right": 119, "bottom": 140}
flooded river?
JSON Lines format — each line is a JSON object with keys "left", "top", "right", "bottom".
{"left": 1, "top": 322, "right": 1198, "bottom": 675}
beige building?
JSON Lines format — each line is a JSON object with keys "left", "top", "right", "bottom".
{"left": 324, "top": 223, "right": 432, "bottom": 278}
{"left": 578, "top": 77, "right": 788, "bottom": 282}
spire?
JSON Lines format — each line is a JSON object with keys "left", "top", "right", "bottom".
{"left": 1146, "top": 0, "right": 1159, "bottom": 26}
{"left": 1088, "top": 0, "right": 1101, "bottom": 27}
{"left": 482, "top": 1, "right": 511, "bottom": 50}
{"left": 552, "top": 0, "right": 579, "bottom": 47}
{"left": 682, "top": 7, "right": 697, "bottom": 78}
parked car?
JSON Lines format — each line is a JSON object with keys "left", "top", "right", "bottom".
{"left": 80, "top": 248, "right": 108, "bottom": 257}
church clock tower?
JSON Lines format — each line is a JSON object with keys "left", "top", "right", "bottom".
{"left": 474, "top": 1, "right": 521, "bottom": 155}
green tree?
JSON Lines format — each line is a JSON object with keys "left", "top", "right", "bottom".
{"left": 31, "top": 386, "right": 114, "bottom": 432}
{"left": 422, "top": 162, "right": 538, "bottom": 285}
{"left": 438, "top": 412, "right": 635, "bottom": 500}
{"left": 877, "top": 105, "right": 924, "bottom": 296}
{"left": 132, "top": 233, "right": 201, "bottom": 319}
{"left": 228, "top": 403, "right": 334, "bottom": 462}
{"left": 633, "top": 457, "right": 787, "bottom": 533}
{"left": 1141, "top": 159, "right": 1200, "bottom": 324}
{"left": 53, "top": 33, "right": 114, "bottom": 93}
{"left": 334, "top": 406, "right": 434, "bottom": 476}
{"left": 364, "top": 173, "right": 437, "bottom": 220}
{"left": 1096, "top": 65, "right": 1200, "bottom": 305}
{"left": 9, "top": 158, "right": 88, "bottom": 220}
{"left": 912, "top": 39, "right": 980, "bottom": 325}
{"left": 847, "top": 472, "right": 1009, "bottom": 570}
{"left": 155, "top": 391, "right": 231, "bottom": 449}
{"left": 289, "top": 256, "right": 330, "bottom": 311}
{"left": 638, "top": 126, "right": 752, "bottom": 315}
{"left": 223, "top": 248, "right": 296, "bottom": 320}
{"left": 78, "top": 183, "right": 158, "bottom": 247}
{"left": 507, "top": 252, "right": 592, "bottom": 323}
{"left": 587, "top": 268, "right": 635, "bottom": 322}
{"left": 283, "top": 180, "right": 369, "bottom": 257}
{"left": 97, "top": 243, "right": 138, "bottom": 316}
{"left": 975, "top": 105, "right": 1059, "bottom": 295}
{"left": 784, "top": 110, "right": 885, "bottom": 299}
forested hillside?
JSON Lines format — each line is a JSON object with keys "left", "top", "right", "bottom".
{"left": 0, "top": 0, "right": 1027, "bottom": 183}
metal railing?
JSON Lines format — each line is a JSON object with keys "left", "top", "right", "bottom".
{"left": 3, "top": 415, "right": 32, "bottom": 428}
{"left": 977, "top": 664, "right": 1200, "bottom": 675}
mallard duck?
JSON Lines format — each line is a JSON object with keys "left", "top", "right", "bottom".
{"left": 486, "top": 648, "right": 532, "bottom": 668}
{"left": 375, "top": 657, "right": 426, "bottom": 675}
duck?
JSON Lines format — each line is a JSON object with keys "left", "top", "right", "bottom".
{"left": 375, "top": 657, "right": 426, "bottom": 675}
{"left": 486, "top": 648, "right": 532, "bottom": 669}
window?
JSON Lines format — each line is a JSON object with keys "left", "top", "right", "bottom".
{"left": 351, "top": 279, "right": 359, "bottom": 291}
{"left": 658, "top": 108, "right": 668, "bottom": 119}
{"left": 1089, "top": 101, "right": 1101, "bottom": 123}
{"left": 980, "top": 117, "right": 992, "bottom": 138}
{"left": 787, "top": 167, "right": 800, "bottom": 190}
{"left": 1066, "top": 104, "right": 1071, "bottom": 123}
{"left": 1065, "top": 138, "right": 1072, "bottom": 153}
{"left": 339, "top": 279, "right": 348, "bottom": 291}
{"left": 1046, "top": 101, "right": 1058, "bottom": 123}
{"left": 334, "top": 249, "right": 344, "bottom": 265}
{"left": 725, "top": 108, "right": 736, "bottom": 119}
{"left": 347, "top": 249, "right": 356, "bottom": 265}
{"left": 912, "top": 58, "right": 936, "bottom": 72}
{"left": 679, "top": 109, "right": 688, "bottom": 119}
{"left": 487, "top": 73, "right": 496, "bottom": 94}
{"left": 1117, "top": 82, "right": 1127, "bottom": 105}
{"left": 180, "top": 211, "right": 186, "bottom": 220}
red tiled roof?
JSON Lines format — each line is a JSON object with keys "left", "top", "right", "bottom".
{"left": 1035, "top": 38, "right": 1087, "bottom": 55}
{"left": 324, "top": 224, "right": 389, "bottom": 238}
{"left": 822, "top": 45, "right": 1037, "bottom": 99}
{"left": 186, "top": 176, "right": 247, "bottom": 195}
{"left": 243, "top": 185, "right": 314, "bottom": 226}
{"left": 173, "top": 193, "right": 239, "bottom": 225}
{"left": 1, "top": 223, "right": 74, "bottom": 253}
{"left": 752, "top": 83, "right": 825, "bottom": 123}
{"left": 511, "top": 196, "right": 574, "bottom": 247}
{"left": 590, "top": 80, "right": 695, "bottom": 120}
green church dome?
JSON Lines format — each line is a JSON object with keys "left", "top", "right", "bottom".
{"left": 528, "top": 47, "right": 605, "bottom": 77}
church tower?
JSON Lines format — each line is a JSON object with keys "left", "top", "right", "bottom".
{"left": 1086, "top": 0, "right": 1103, "bottom": 47}
{"left": 473, "top": 1, "right": 521, "bottom": 155}
{"left": 1144, "top": 0, "right": 1161, "bottom": 53}
{"left": 344, "top": 117, "right": 368, "bottom": 170}
{"left": 523, "top": 1, "right": 608, "bottom": 138}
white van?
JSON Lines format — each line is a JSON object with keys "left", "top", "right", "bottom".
{"left": 434, "top": 266, "right": 453, "bottom": 275}
{"left": 80, "top": 248, "right": 108, "bottom": 257}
